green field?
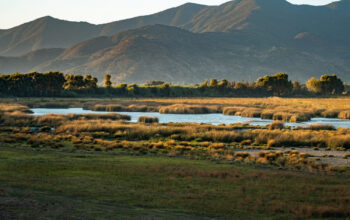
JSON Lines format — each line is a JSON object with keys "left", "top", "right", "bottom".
{"left": 1, "top": 144, "right": 349, "bottom": 219}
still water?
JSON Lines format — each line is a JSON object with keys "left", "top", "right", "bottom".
{"left": 31, "top": 108, "right": 350, "bottom": 128}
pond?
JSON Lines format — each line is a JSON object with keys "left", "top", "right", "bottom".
{"left": 31, "top": 108, "right": 350, "bottom": 128}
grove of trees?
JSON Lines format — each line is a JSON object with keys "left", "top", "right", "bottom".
{"left": 0, "top": 71, "right": 346, "bottom": 98}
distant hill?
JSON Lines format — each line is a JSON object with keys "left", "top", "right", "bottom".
{"left": 0, "top": 16, "right": 101, "bottom": 56}
{"left": 99, "top": 3, "right": 207, "bottom": 36}
{"left": 0, "top": 48, "right": 64, "bottom": 73}
{"left": 29, "top": 25, "right": 350, "bottom": 83}
{"left": 0, "top": 0, "right": 349, "bottom": 83}
{"left": 1, "top": 0, "right": 349, "bottom": 57}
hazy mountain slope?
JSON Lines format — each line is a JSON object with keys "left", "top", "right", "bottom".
{"left": 0, "top": 3, "right": 206, "bottom": 56}
{"left": 34, "top": 25, "right": 350, "bottom": 84}
{"left": 99, "top": 3, "right": 206, "bottom": 36}
{"left": 182, "top": 0, "right": 350, "bottom": 55}
{"left": 1, "top": 0, "right": 349, "bottom": 57}
{"left": 1, "top": 0, "right": 350, "bottom": 83}
{"left": 0, "top": 16, "right": 101, "bottom": 56}
{"left": 0, "top": 48, "right": 64, "bottom": 73}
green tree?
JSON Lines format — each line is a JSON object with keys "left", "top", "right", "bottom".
{"left": 256, "top": 73, "right": 292, "bottom": 96}
{"left": 104, "top": 74, "right": 112, "bottom": 88}
{"left": 320, "top": 74, "right": 344, "bottom": 95}
{"left": 306, "top": 77, "right": 322, "bottom": 94}
{"left": 218, "top": 79, "right": 229, "bottom": 88}
{"left": 83, "top": 74, "right": 97, "bottom": 89}
{"left": 306, "top": 75, "right": 344, "bottom": 95}
{"left": 199, "top": 79, "right": 208, "bottom": 88}
{"left": 209, "top": 78, "right": 218, "bottom": 88}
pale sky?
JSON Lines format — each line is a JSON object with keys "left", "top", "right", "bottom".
{"left": 0, "top": 0, "right": 339, "bottom": 29}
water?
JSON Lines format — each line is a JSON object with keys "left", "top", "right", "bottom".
{"left": 31, "top": 108, "right": 350, "bottom": 128}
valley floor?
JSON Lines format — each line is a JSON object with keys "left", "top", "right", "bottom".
{"left": 0, "top": 97, "right": 350, "bottom": 219}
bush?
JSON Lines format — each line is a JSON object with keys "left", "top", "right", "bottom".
{"left": 40, "top": 126, "right": 51, "bottom": 132}
{"left": 305, "top": 124, "right": 335, "bottom": 131}
{"left": 138, "top": 116, "right": 159, "bottom": 123}
{"left": 159, "top": 104, "right": 218, "bottom": 114}
{"left": 268, "top": 121, "right": 284, "bottom": 130}
{"left": 222, "top": 107, "right": 243, "bottom": 116}
{"left": 240, "top": 108, "right": 262, "bottom": 118}
{"left": 273, "top": 112, "right": 292, "bottom": 122}
{"left": 322, "top": 109, "right": 340, "bottom": 118}
{"left": 289, "top": 113, "right": 311, "bottom": 122}
{"left": 261, "top": 111, "right": 274, "bottom": 119}
{"left": 338, "top": 111, "right": 350, "bottom": 119}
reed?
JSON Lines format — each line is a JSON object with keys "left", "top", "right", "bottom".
{"left": 338, "top": 111, "right": 350, "bottom": 119}
{"left": 92, "top": 104, "right": 157, "bottom": 112}
{"left": 305, "top": 124, "right": 336, "bottom": 131}
{"left": 321, "top": 109, "right": 341, "bottom": 118}
{"left": 268, "top": 121, "right": 284, "bottom": 130}
{"left": 240, "top": 108, "right": 262, "bottom": 118}
{"left": 159, "top": 104, "right": 219, "bottom": 114}
{"left": 138, "top": 116, "right": 159, "bottom": 124}
{"left": 222, "top": 107, "right": 244, "bottom": 116}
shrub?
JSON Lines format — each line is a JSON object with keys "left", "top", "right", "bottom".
{"left": 159, "top": 104, "right": 218, "bottom": 114}
{"left": 268, "top": 121, "right": 284, "bottom": 130}
{"left": 40, "top": 126, "right": 51, "bottom": 132}
{"left": 338, "top": 111, "right": 350, "bottom": 119}
{"left": 240, "top": 108, "right": 262, "bottom": 118}
{"left": 289, "top": 113, "right": 311, "bottom": 122}
{"left": 306, "top": 124, "right": 335, "bottom": 131}
{"left": 267, "top": 139, "right": 278, "bottom": 147}
{"left": 327, "top": 136, "right": 350, "bottom": 149}
{"left": 322, "top": 109, "right": 340, "bottom": 118}
{"left": 222, "top": 107, "right": 244, "bottom": 116}
{"left": 138, "top": 116, "right": 159, "bottom": 123}
{"left": 273, "top": 112, "right": 292, "bottom": 122}
{"left": 261, "top": 111, "right": 274, "bottom": 119}
{"left": 240, "top": 139, "right": 252, "bottom": 146}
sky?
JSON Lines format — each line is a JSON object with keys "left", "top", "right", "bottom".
{"left": 0, "top": 0, "right": 339, "bottom": 29}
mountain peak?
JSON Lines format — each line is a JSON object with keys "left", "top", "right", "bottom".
{"left": 327, "top": 0, "right": 350, "bottom": 9}
{"left": 179, "top": 2, "right": 206, "bottom": 7}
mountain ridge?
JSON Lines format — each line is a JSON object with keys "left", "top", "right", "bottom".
{"left": 0, "top": 0, "right": 349, "bottom": 83}
{"left": 1, "top": 0, "right": 348, "bottom": 56}
{"left": 25, "top": 25, "right": 350, "bottom": 83}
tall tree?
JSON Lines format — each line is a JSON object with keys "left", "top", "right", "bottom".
{"left": 104, "top": 74, "right": 112, "bottom": 88}
{"left": 256, "top": 73, "right": 292, "bottom": 96}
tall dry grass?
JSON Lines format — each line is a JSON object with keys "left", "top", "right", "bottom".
{"left": 159, "top": 104, "right": 219, "bottom": 114}
{"left": 92, "top": 104, "right": 157, "bottom": 112}
{"left": 138, "top": 116, "right": 159, "bottom": 123}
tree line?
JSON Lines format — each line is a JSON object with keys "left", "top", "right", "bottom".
{"left": 0, "top": 72, "right": 346, "bottom": 97}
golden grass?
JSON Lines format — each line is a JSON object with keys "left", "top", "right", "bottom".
{"left": 338, "top": 111, "right": 350, "bottom": 119}
{"left": 268, "top": 121, "right": 284, "bottom": 130}
{"left": 0, "top": 103, "right": 32, "bottom": 113}
{"left": 92, "top": 104, "right": 158, "bottom": 112}
{"left": 305, "top": 124, "right": 336, "bottom": 131}
{"left": 159, "top": 104, "right": 219, "bottom": 114}
{"left": 138, "top": 116, "right": 159, "bottom": 123}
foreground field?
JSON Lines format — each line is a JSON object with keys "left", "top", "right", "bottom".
{"left": 0, "top": 146, "right": 349, "bottom": 219}
{"left": 1, "top": 98, "right": 350, "bottom": 218}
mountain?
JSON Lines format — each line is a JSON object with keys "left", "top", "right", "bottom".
{"left": 0, "top": 3, "right": 206, "bottom": 57}
{"left": 2, "top": 0, "right": 349, "bottom": 57}
{"left": 0, "top": 0, "right": 350, "bottom": 83}
{"left": 31, "top": 25, "right": 350, "bottom": 83}
{"left": 0, "top": 48, "right": 64, "bottom": 73}
{"left": 99, "top": 3, "right": 206, "bottom": 36}
{"left": 0, "top": 16, "right": 101, "bottom": 56}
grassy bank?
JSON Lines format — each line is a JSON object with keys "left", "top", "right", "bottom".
{"left": 3, "top": 97, "right": 350, "bottom": 122}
